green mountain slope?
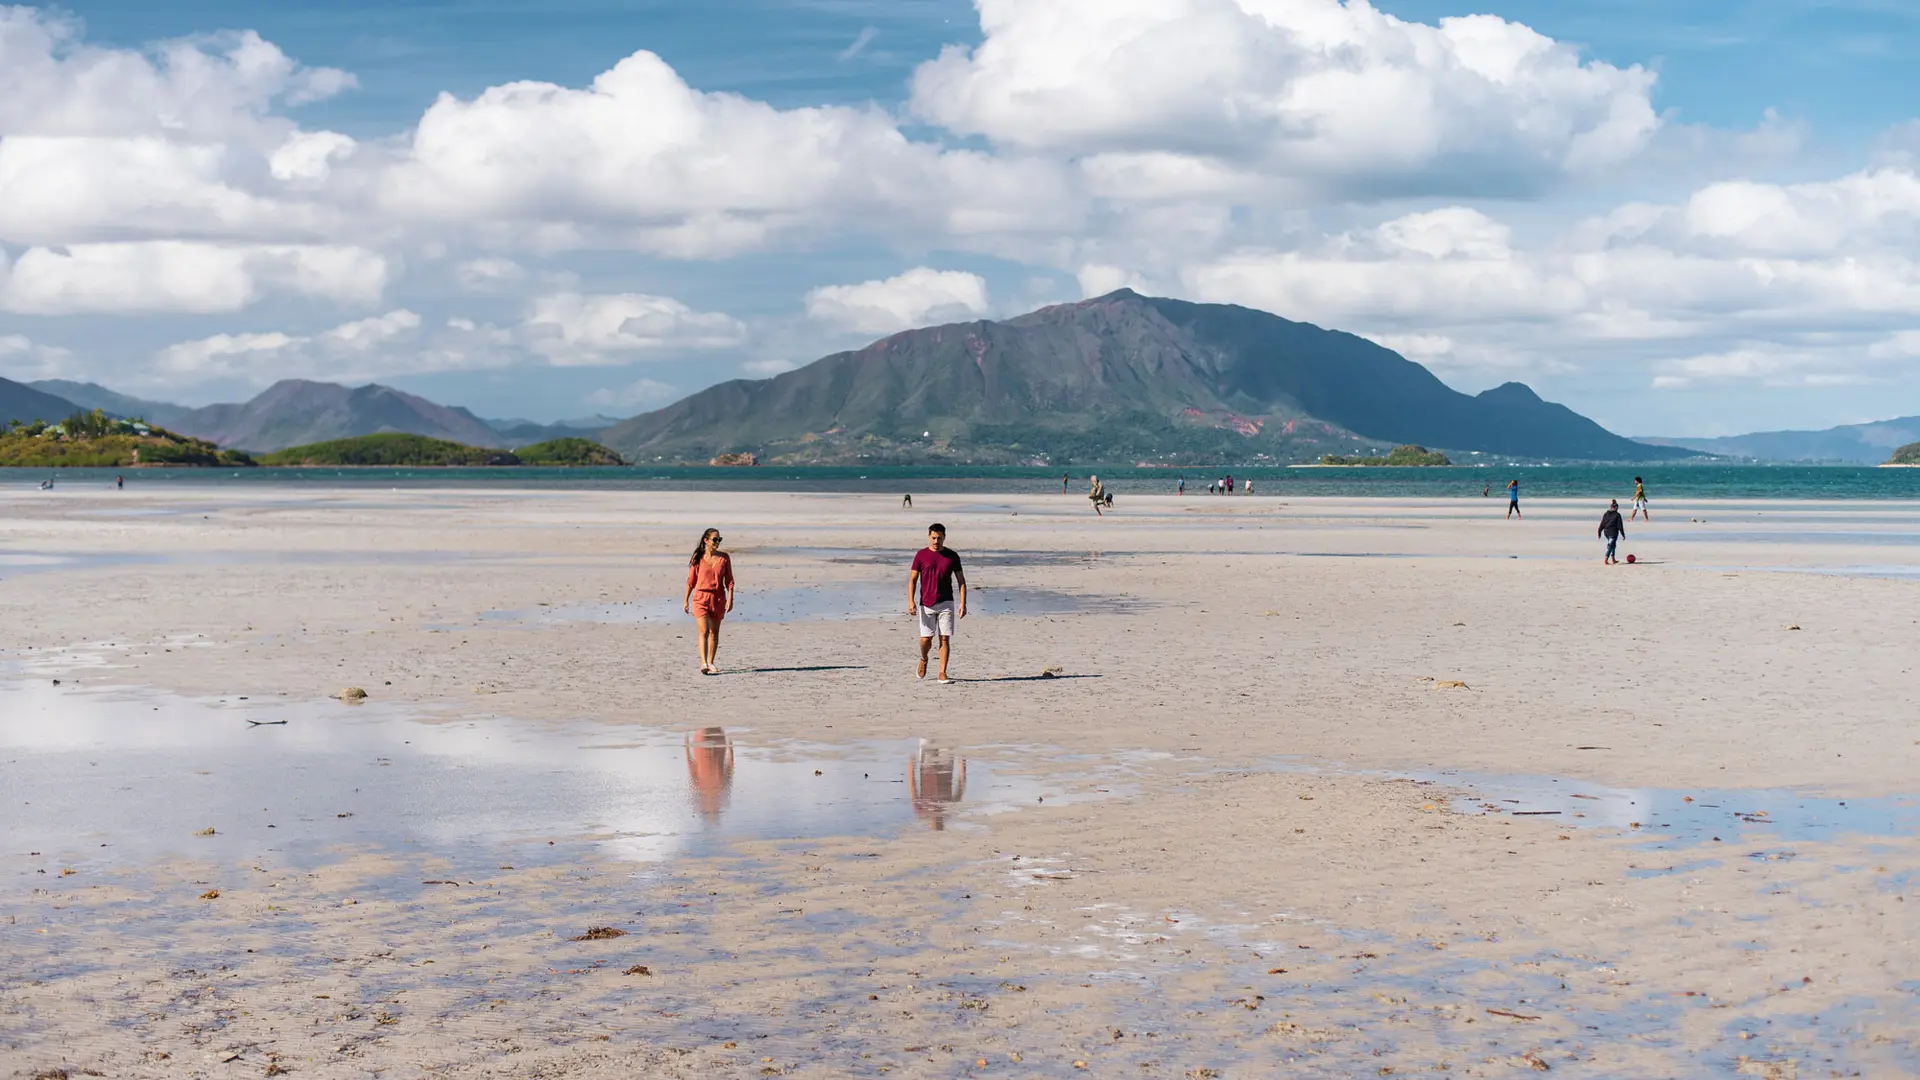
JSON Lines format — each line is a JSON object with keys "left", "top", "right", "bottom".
{"left": 602, "top": 290, "right": 1688, "bottom": 465}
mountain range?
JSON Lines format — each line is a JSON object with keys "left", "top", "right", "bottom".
{"left": 21, "top": 291, "right": 1908, "bottom": 465}
{"left": 602, "top": 290, "right": 1686, "bottom": 464}
{"left": 1637, "top": 416, "right": 1920, "bottom": 464}
{"left": 20, "top": 379, "right": 610, "bottom": 452}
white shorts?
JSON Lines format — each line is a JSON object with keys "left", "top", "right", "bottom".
{"left": 1633, "top": 498, "right": 1648, "bottom": 510}
{"left": 917, "top": 600, "right": 955, "bottom": 639}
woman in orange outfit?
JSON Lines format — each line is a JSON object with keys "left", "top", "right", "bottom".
{"left": 682, "top": 528, "right": 735, "bottom": 674}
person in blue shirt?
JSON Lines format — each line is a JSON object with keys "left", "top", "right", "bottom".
{"left": 1506, "top": 479, "right": 1521, "bottom": 519}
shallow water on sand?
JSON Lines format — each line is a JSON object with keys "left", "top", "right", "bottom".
{"left": 0, "top": 679, "right": 1099, "bottom": 887}
{"left": 482, "top": 582, "right": 1147, "bottom": 625}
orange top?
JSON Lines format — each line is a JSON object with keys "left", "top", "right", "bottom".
{"left": 686, "top": 553, "right": 733, "bottom": 594}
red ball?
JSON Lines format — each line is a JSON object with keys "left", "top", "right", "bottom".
{"left": 1625, "top": 554, "right": 1637, "bottom": 564}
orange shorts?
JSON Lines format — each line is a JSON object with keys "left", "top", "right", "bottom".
{"left": 690, "top": 590, "right": 726, "bottom": 621}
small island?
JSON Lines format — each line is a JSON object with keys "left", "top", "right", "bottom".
{"left": 262, "top": 433, "right": 520, "bottom": 466}
{"left": 1317, "top": 445, "right": 1452, "bottom": 467}
{"left": 1885, "top": 442, "right": 1920, "bottom": 466}
{"left": 260, "top": 432, "right": 627, "bottom": 467}
{"left": 0, "top": 411, "right": 254, "bottom": 468}
{"left": 513, "top": 438, "right": 627, "bottom": 466}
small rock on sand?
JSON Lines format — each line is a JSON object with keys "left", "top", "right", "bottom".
{"left": 336, "top": 687, "right": 368, "bottom": 702}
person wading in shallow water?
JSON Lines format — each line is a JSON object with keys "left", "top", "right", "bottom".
{"left": 909, "top": 523, "right": 967, "bottom": 684}
{"left": 682, "top": 528, "right": 735, "bottom": 675}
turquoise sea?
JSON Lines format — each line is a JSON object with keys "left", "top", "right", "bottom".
{"left": 6, "top": 463, "right": 1919, "bottom": 499}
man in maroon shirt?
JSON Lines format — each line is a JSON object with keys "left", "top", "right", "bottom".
{"left": 908, "top": 523, "right": 967, "bottom": 683}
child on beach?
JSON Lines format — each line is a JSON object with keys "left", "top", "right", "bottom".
{"left": 909, "top": 524, "right": 967, "bottom": 683}
{"left": 1598, "top": 500, "right": 1626, "bottom": 564}
{"left": 682, "top": 528, "right": 735, "bottom": 675}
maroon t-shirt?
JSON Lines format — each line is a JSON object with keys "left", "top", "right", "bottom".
{"left": 911, "top": 547, "right": 963, "bottom": 607}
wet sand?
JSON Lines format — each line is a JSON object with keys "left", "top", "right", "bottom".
{"left": 2, "top": 488, "right": 1917, "bottom": 1078}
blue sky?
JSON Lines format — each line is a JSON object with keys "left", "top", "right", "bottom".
{"left": 2, "top": 0, "right": 1918, "bottom": 436}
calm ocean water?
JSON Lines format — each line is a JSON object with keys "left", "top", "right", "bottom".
{"left": 7, "top": 464, "right": 1919, "bottom": 499}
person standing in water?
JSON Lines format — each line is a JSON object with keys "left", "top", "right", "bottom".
{"left": 909, "top": 523, "right": 966, "bottom": 683}
{"left": 1088, "top": 475, "right": 1106, "bottom": 515}
{"left": 1630, "top": 476, "right": 1650, "bottom": 521}
{"left": 682, "top": 528, "right": 735, "bottom": 675}
{"left": 1506, "top": 479, "right": 1521, "bottom": 519}
{"left": 1598, "top": 499, "right": 1626, "bottom": 564}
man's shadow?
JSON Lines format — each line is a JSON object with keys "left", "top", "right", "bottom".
{"left": 948, "top": 673, "right": 1103, "bottom": 684}
{"left": 718, "top": 665, "right": 869, "bottom": 675}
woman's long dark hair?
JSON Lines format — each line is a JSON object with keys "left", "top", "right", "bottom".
{"left": 690, "top": 527, "right": 721, "bottom": 566}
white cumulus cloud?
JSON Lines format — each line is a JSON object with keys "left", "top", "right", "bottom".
{"left": 910, "top": 0, "right": 1658, "bottom": 196}
{"left": 805, "top": 268, "right": 992, "bottom": 335}
{"left": 523, "top": 292, "right": 747, "bottom": 365}
{"left": 0, "top": 242, "right": 388, "bottom": 315}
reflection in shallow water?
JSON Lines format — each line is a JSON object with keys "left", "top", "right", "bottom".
{"left": 485, "top": 583, "right": 1145, "bottom": 625}
{"left": 910, "top": 741, "right": 966, "bottom": 831}
{"left": 686, "top": 727, "right": 734, "bottom": 823}
{"left": 0, "top": 680, "right": 1080, "bottom": 888}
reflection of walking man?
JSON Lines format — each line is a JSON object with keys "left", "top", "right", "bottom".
{"left": 685, "top": 727, "right": 733, "bottom": 823}
{"left": 909, "top": 741, "right": 967, "bottom": 831}
{"left": 909, "top": 523, "right": 967, "bottom": 684}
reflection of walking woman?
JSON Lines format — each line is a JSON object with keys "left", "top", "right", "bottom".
{"left": 685, "top": 727, "right": 733, "bottom": 822}
{"left": 1088, "top": 475, "right": 1105, "bottom": 516}
{"left": 682, "top": 528, "right": 735, "bottom": 675}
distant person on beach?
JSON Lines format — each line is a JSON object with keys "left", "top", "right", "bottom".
{"left": 902, "top": 493, "right": 913, "bottom": 509}
{"left": 682, "top": 527, "right": 735, "bottom": 675}
{"left": 909, "top": 523, "right": 966, "bottom": 683}
{"left": 1177, "top": 475, "right": 1185, "bottom": 496}
{"left": 1088, "top": 475, "right": 1106, "bottom": 515}
{"left": 115, "top": 475, "right": 124, "bottom": 490}
{"left": 1245, "top": 478, "right": 1253, "bottom": 495}
{"left": 1062, "top": 473, "right": 1069, "bottom": 494}
{"left": 1599, "top": 499, "right": 1626, "bottom": 564}
{"left": 1506, "top": 479, "right": 1521, "bottom": 519}
{"left": 1483, "top": 484, "right": 1490, "bottom": 497}
{"left": 1631, "top": 477, "right": 1649, "bottom": 521}
{"left": 1207, "top": 481, "right": 1216, "bottom": 495}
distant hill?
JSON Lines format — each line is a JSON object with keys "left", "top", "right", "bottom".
{"left": 260, "top": 433, "right": 519, "bottom": 466}
{"left": 1640, "top": 416, "right": 1920, "bottom": 464}
{"left": 1889, "top": 442, "right": 1920, "bottom": 466}
{"left": 30, "top": 380, "right": 199, "bottom": 430}
{"left": 0, "top": 411, "right": 253, "bottom": 467}
{"left": 1, "top": 377, "right": 82, "bottom": 428}
{"left": 76, "top": 380, "right": 510, "bottom": 452}
{"left": 513, "top": 438, "right": 626, "bottom": 466}
{"left": 489, "top": 415, "right": 619, "bottom": 444}
{"left": 37, "top": 379, "right": 605, "bottom": 452}
{"left": 602, "top": 290, "right": 1689, "bottom": 465}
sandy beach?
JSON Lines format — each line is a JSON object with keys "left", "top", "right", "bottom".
{"left": 3, "top": 487, "right": 1917, "bottom": 1078}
